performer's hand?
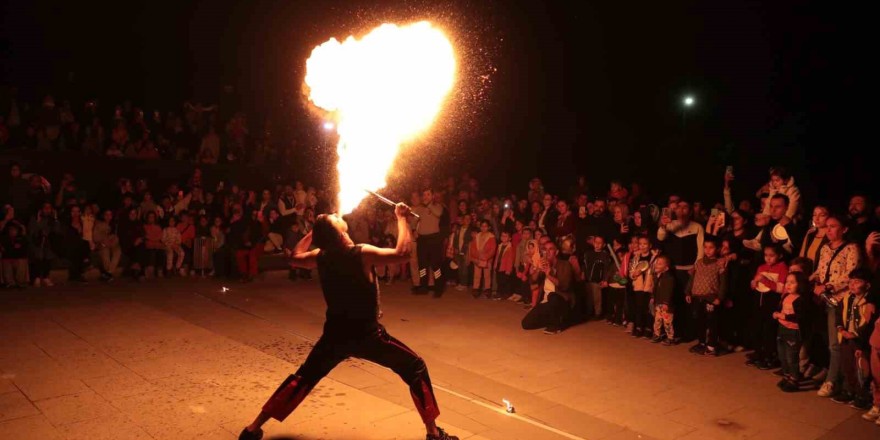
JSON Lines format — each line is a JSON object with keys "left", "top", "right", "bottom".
{"left": 395, "top": 203, "right": 411, "bottom": 219}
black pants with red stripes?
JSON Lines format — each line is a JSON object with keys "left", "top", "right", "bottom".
{"left": 261, "top": 325, "right": 440, "bottom": 424}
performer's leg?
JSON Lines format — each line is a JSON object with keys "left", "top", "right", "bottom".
{"left": 246, "top": 335, "right": 347, "bottom": 433}
{"left": 353, "top": 328, "right": 444, "bottom": 436}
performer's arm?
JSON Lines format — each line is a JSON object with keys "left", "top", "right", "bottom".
{"left": 290, "top": 231, "right": 319, "bottom": 269}
{"left": 362, "top": 203, "right": 412, "bottom": 266}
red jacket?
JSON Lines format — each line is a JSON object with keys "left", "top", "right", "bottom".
{"left": 469, "top": 232, "right": 496, "bottom": 267}
{"left": 494, "top": 242, "right": 515, "bottom": 274}
{"left": 755, "top": 261, "right": 788, "bottom": 293}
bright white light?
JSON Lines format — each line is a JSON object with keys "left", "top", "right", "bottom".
{"left": 323, "top": 122, "right": 335, "bottom": 131}
{"left": 683, "top": 96, "right": 695, "bottom": 107}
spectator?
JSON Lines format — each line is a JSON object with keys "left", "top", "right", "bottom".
{"left": 629, "top": 236, "right": 657, "bottom": 338}
{"left": 228, "top": 205, "right": 261, "bottom": 282}
{"left": 536, "top": 194, "right": 557, "bottom": 238}
{"left": 651, "top": 255, "right": 676, "bottom": 344}
{"left": 833, "top": 268, "right": 876, "bottom": 409}
{"left": 757, "top": 167, "right": 801, "bottom": 222}
{"left": 63, "top": 205, "right": 89, "bottom": 282}
{"left": 657, "top": 200, "right": 705, "bottom": 340}
{"left": 583, "top": 235, "right": 613, "bottom": 319}
{"left": 142, "top": 212, "right": 165, "bottom": 278}
{"left": 494, "top": 230, "right": 515, "bottom": 299}
{"left": 747, "top": 244, "right": 788, "bottom": 369}
{"left": 685, "top": 237, "right": 729, "bottom": 356}
{"left": 413, "top": 189, "right": 445, "bottom": 295}
{"left": 553, "top": 199, "right": 575, "bottom": 239}
{"left": 847, "top": 194, "right": 878, "bottom": 245}
{"left": 93, "top": 209, "right": 120, "bottom": 281}
{"left": 800, "top": 205, "right": 830, "bottom": 265}
{"left": 469, "top": 220, "right": 496, "bottom": 298}
{"left": 6, "top": 163, "right": 29, "bottom": 220}
{"left": 774, "top": 271, "right": 812, "bottom": 392}
{"left": 163, "top": 216, "right": 185, "bottom": 276}
{"left": 1, "top": 222, "right": 28, "bottom": 288}
{"left": 814, "top": 215, "right": 862, "bottom": 399}
{"left": 27, "top": 202, "right": 59, "bottom": 287}
{"left": 521, "top": 240, "right": 574, "bottom": 334}
{"left": 448, "top": 215, "right": 473, "bottom": 291}
{"left": 198, "top": 125, "right": 220, "bottom": 164}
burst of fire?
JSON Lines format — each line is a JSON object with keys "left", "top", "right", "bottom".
{"left": 305, "top": 21, "right": 456, "bottom": 214}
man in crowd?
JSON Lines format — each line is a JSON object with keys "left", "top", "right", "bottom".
{"left": 657, "top": 200, "right": 705, "bottom": 341}
{"left": 412, "top": 189, "right": 445, "bottom": 297}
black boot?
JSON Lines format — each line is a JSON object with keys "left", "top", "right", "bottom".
{"left": 239, "top": 427, "right": 263, "bottom": 440}
{"left": 427, "top": 427, "right": 459, "bottom": 440}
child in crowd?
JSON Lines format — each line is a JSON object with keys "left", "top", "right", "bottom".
{"left": 629, "top": 236, "right": 657, "bottom": 338}
{"left": 748, "top": 245, "right": 788, "bottom": 369}
{"left": 788, "top": 257, "right": 826, "bottom": 382}
{"left": 494, "top": 231, "right": 515, "bottom": 300}
{"left": 583, "top": 235, "right": 613, "bottom": 320}
{"left": 0, "top": 223, "right": 29, "bottom": 288}
{"left": 832, "top": 268, "right": 875, "bottom": 409}
{"left": 773, "top": 272, "right": 811, "bottom": 392}
{"left": 607, "top": 246, "right": 628, "bottom": 326}
{"left": 193, "top": 216, "right": 214, "bottom": 277}
{"left": 162, "top": 216, "right": 185, "bottom": 275}
{"left": 652, "top": 255, "right": 677, "bottom": 345}
{"left": 469, "top": 220, "right": 496, "bottom": 298}
{"left": 685, "top": 237, "right": 728, "bottom": 356}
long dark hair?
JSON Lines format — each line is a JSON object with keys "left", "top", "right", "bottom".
{"left": 312, "top": 214, "right": 344, "bottom": 250}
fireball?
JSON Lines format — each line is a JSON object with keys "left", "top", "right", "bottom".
{"left": 305, "top": 21, "right": 456, "bottom": 214}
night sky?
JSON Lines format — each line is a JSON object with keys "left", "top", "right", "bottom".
{"left": 0, "top": 0, "right": 871, "bottom": 207}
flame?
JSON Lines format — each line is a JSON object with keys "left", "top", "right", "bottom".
{"left": 305, "top": 22, "right": 456, "bottom": 214}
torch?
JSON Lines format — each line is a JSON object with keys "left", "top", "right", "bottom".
{"left": 365, "top": 189, "right": 420, "bottom": 219}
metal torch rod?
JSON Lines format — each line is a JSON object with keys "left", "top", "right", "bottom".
{"left": 365, "top": 189, "right": 419, "bottom": 219}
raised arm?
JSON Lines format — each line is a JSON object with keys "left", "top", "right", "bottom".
{"left": 290, "top": 231, "right": 319, "bottom": 269}
{"left": 362, "top": 203, "right": 413, "bottom": 266}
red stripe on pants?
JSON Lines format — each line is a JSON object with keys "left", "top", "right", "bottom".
{"left": 261, "top": 374, "right": 316, "bottom": 422}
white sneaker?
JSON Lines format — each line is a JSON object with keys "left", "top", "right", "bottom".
{"left": 817, "top": 381, "right": 835, "bottom": 397}
{"left": 863, "top": 406, "right": 880, "bottom": 421}
{"left": 179, "top": 268, "right": 187, "bottom": 276}
{"left": 42, "top": 278, "right": 54, "bottom": 287}
{"left": 33, "top": 278, "right": 42, "bottom": 288}
{"left": 454, "top": 285, "right": 466, "bottom": 291}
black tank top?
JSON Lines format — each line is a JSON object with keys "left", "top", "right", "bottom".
{"left": 316, "top": 245, "right": 380, "bottom": 335}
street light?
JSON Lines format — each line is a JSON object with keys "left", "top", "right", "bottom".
{"left": 680, "top": 94, "right": 696, "bottom": 151}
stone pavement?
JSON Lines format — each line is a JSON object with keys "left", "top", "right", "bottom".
{"left": 0, "top": 276, "right": 877, "bottom": 440}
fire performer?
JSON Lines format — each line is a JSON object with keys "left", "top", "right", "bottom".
{"left": 239, "top": 203, "right": 458, "bottom": 440}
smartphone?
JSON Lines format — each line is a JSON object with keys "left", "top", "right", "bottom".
{"left": 661, "top": 207, "right": 671, "bottom": 218}
{"left": 711, "top": 208, "right": 720, "bottom": 217}
{"left": 579, "top": 206, "right": 586, "bottom": 216}
{"left": 725, "top": 165, "right": 734, "bottom": 179}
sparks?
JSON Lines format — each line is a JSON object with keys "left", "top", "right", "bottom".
{"left": 305, "top": 21, "right": 456, "bottom": 214}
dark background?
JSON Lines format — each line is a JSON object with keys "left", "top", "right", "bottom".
{"left": 0, "top": 0, "right": 872, "bottom": 209}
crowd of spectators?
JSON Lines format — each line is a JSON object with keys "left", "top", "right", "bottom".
{"left": 3, "top": 90, "right": 880, "bottom": 428}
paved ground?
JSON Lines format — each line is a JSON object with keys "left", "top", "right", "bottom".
{"left": 1, "top": 274, "right": 877, "bottom": 440}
